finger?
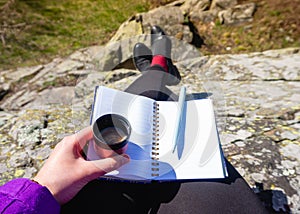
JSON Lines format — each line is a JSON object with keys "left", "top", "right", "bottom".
{"left": 75, "top": 126, "right": 93, "bottom": 149}
{"left": 89, "top": 154, "right": 130, "bottom": 177}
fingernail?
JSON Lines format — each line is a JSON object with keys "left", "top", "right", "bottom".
{"left": 121, "top": 154, "right": 130, "bottom": 162}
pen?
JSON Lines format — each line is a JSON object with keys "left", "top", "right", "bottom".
{"left": 172, "top": 86, "right": 186, "bottom": 153}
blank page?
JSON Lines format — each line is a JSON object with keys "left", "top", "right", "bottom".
{"left": 156, "top": 99, "right": 226, "bottom": 180}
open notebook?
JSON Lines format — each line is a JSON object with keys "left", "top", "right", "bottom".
{"left": 87, "top": 86, "right": 227, "bottom": 181}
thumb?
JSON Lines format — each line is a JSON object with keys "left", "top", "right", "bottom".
{"left": 89, "top": 154, "right": 130, "bottom": 178}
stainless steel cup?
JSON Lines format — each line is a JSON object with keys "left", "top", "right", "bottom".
{"left": 92, "top": 114, "right": 131, "bottom": 158}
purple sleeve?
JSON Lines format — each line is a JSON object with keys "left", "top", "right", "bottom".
{"left": 0, "top": 178, "right": 60, "bottom": 214}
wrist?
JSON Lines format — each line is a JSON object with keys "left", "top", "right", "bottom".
{"left": 33, "top": 176, "right": 59, "bottom": 203}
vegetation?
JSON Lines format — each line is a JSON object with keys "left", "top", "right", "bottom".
{"left": 0, "top": 0, "right": 148, "bottom": 69}
{"left": 198, "top": 0, "right": 300, "bottom": 55}
{"left": 0, "top": 0, "right": 299, "bottom": 69}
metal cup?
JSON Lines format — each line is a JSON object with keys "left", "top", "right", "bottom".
{"left": 92, "top": 114, "right": 131, "bottom": 158}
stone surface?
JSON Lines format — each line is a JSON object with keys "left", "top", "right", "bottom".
{"left": 26, "top": 86, "right": 75, "bottom": 108}
{"left": 218, "top": 3, "right": 256, "bottom": 25}
{"left": 0, "top": 41, "right": 299, "bottom": 212}
{"left": 210, "top": 0, "right": 238, "bottom": 11}
{"left": 110, "top": 16, "right": 143, "bottom": 42}
{"left": 189, "top": 10, "right": 216, "bottom": 23}
{"left": 141, "top": 6, "right": 185, "bottom": 33}
{"left": 4, "top": 65, "right": 44, "bottom": 82}
{"left": 111, "top": 5, "right": 193, "bottom": 44}
{"left": 107, "top": 0, "right": 257, "bottom": 46}
{"left": 180, "top": 0, "right": 211, "bottom": 14}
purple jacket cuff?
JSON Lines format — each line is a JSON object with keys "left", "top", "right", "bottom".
{"left": 0, "top": 178, "right": 60, "bottom": 214}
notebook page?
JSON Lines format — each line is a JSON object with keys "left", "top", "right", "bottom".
{"left": 92, "top": 86, "right": 155, "bottom": 147}
{"left": 156, "top": 99, "right": 226, "bottom": 180}
{"left": 111, "top": 137, "right": 152, "bottom": 180}
{"left": 87, "top": 86, "right": 156, "bottom": 180}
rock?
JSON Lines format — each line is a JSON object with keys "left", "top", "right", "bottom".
{"left": 189, "top": 10, "right": 216, "bottom": 23}
{"left": 279, "top": 142, "right": 300, "bottom": 161}
{"left": 23, "top": 167, "right": 37, "bottom": 179}
{"left": 264, "top": 126, "right": 299, "bottom": 142}
{"left": 171, "top": 38, "right": 203, "bottom": 62}
{"left": 219, "top": 129, "right": 252, "bottom": 145}
{"left": 251, "top": 172, "right": 265, "bottom": 183}
{"left": 0, "top": 65, "right": 43, "bottom": 102}
{"left": 105, "top": 0, "right": 258, "bottom": 51}
{"left": 0, "top": 111, "right": 14, "bottom": 127}
{"left": 226, "top": 108, "right": 245, "bottom": 117}
{"left": 218, "top": 3, "right": 256, "bottom": 25}
{"left": 14, "top": 169, "right": 25, "bottom": 177}
{"left": 95, "top": 40, "right": 124, "bottom": 71}
{"left": 4, "top": 65, "right": 44, "bottom": 82}
{"left": 237, "top": 129, "right": 252, "bottom": 140}
{"left": 0, "top": 163, "right": 8, "bottom": 174}
{"left": 26, "top": 86, "right": 75, "bottom": 108}
{"left": 219, "top": 133, "right": 240, "bottom": 144}
{"left": 26, "top": 145, "right": 52, "bottom": 162}
{"left": 110, "top": 16, "right": 143, "bottom": 42}
{"left": 210, "top": 0, "right": 238, "bottom": 11}
{"left": 0, "top": 82, "right": 10, "bottom": 101}
{"left": 176, "top": 56, "right": 208, "bottom": 73}
{"left": 141, "top": 6, "right": 193, "bottom": 43}
{"left": 105, "top": 73, "right": 140, "bottom": 92}
{"left": 27, "top": 58, "right": 63, "bottom": 85}
{"left": 109, "top": 5, "right": 194, "bottom": 44}
{"left": 106, "top": 0, "right": 258, "bottom": 51}
{"left": 235, "top": 140, "right": 245, "bottom": 147}
{"left": 281, "top": 130, "right": 299, "bottom": 141}
{"left": 202, "top": 47, "right": 300, "bottom": 81}
{"left": 9, "top": 151, "right": 31, "bottom": 168}
{"left": 10, "top": 113, "right": 45, "bottom": 147}
{"left": 54, "top": 59, "right": 84, "bottom": 74}
{"left": 142, "top": 6, "right": 184, "bottom": 31}
{"left": 180, "top": 0, "right": 211, "bottom": 14}
{"left": 8, "top": 106, "right": 78, "bottom": 150}
{"left": 178, "top": 0, "right": 257, "bottom": 29}
{"left": 104, "top": 69, "right": 139, "bottom": 84}
{"left": 108, "top": 34, "right": 200, "bottom": 73}
{"left": 1, "top": 90, "right": 38, "bottom": 110}
{"left": 69, "top": 48, "right": 93, "bottom": 63}
{"left": 289, "top": 194, "right": 300, "bottom": 213}
{"left": 75, "top": 72, "right": 106, "bottom": 98}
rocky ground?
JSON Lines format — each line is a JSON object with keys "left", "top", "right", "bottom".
{"left": 0, "top": 1, "right": 299, "bottom": 213}
{"left": 0, "top": 36, "right": 299, "bottom": 212}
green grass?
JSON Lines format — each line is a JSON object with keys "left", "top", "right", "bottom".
{"left": 0, "top": 0, "right": 148, "bottom": 69}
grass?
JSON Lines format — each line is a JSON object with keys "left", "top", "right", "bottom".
{"left": 0, "top": 0, "right": 148, "bottom": 69}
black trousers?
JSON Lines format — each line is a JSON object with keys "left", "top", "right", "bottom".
{"left": 62, "top": 70, "right": 268, "bottom": 213}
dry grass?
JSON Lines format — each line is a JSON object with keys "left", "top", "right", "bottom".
{"left": 197, "top": 0, "right": 300, "bottom": 55}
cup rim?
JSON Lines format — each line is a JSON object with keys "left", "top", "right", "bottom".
{"left": 92, "top": 114, "right": 131, "bottom": 150}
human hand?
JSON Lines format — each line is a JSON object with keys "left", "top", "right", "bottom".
{"left": 34, "top": 126, "right": 130, "bottom": 205}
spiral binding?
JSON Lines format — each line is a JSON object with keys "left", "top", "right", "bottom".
{"left": 151, "top": 102, "right": 160, "bottom": 177}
